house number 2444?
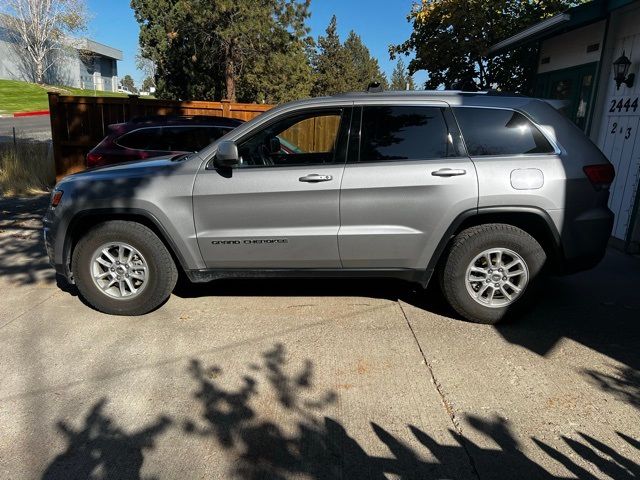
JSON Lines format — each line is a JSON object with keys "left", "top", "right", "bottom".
{"left": 609, "top": 97, "right": 639, "bottom": 113}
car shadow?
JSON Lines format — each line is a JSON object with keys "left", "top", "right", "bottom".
{"left": 173, "top": 248, "right": 640, "bottom": 374}
{"left": 496, "top": 249, "right": 640, "bottom": 371}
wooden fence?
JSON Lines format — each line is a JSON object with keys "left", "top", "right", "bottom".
{"left": 48, "top": 93, "right": 273, "bottom": 178}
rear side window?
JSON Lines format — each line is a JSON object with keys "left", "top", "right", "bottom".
{"left": 454, "top": 108, "right": 554, "bottom": 156}
{"left": 117, "top": 126, "right": 230, "bottom": 152}
{"left": 117, "top": 128, "right": 160, "bottom": 150}
{"left": 157, "top": 126, "right": 230, "bottom": 152}
{"left": 359, "top": 106, "right": 455, "bottom": 162}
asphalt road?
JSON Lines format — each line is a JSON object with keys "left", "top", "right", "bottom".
{"left": 0, "top": 196, "right": 638, "bottom": 479}
{"left": 0, "top": 115, "right": 52, "bottom": 143}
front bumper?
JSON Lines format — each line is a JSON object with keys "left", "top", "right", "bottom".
{"left": 43, "top": 226, "right": 54, "bottom": 266}
{"left": 42, "top": 207, "right": 70, "bottom": 279}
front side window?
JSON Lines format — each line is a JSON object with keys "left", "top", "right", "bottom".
{"left": 359, "top": 106, "right": 454, "bottom": 162}
{"left": 454, "top": 108, "right": 554, "bottom": 156}
{"left": 238, "top": 110, "right": 343, "bottom": 167}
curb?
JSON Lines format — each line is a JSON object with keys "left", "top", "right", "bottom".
{"left": 13, "top": 110, "right": 50, "bottom": 118}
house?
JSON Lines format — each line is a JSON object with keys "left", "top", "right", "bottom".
{"left": 0, "top": 23, "right": 122, "bottom": 92}
{"left": 489, "top": 0, "right": 640, "bottom": 252}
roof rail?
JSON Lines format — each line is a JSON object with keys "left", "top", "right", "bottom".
{"left": 483, "top": 90, "right": 527, "bottom": 97}
{"left": 128, "top": 114, "right": 233, "bottom": 123}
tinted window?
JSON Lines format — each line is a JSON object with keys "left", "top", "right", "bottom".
{"left": 454, "top": 108, "right": 554, "bottom": 156}
{"left": 359, "top": 106, "right": 453, "bottom": 161}
{"left": 117, "top": 128, "right": 160, "bottom": 150}
{"left": 238, "top": 110, "right": 343, "bottom": 167}
{"left": 157, "top": 126, "right": 230, "bottom": 151}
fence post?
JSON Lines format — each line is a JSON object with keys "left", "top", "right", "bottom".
{"left": 128, "top": 94, "right": 140, "bottom": 120}
{"left": 221, "top": 99, "right": 231, "bottom": 118}
{"left": 48, "top": 92, "right": 64, "bottom": 180}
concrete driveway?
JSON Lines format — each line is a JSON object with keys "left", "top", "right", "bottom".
{"left": 0, "top": 196, "right": 638, "bottom": 479}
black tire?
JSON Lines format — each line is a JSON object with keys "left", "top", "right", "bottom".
{"left": 72, "top": 221, "right": 178, "bottom": 315}
{"left": 440, "top": 224, "right": 546, "bottom": 324}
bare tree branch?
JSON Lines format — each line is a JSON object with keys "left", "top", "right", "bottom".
{"left": 0, "top": 0, "right": 88, "bottom": 84}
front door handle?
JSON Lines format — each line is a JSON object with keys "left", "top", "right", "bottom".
{"left": 299, "top": 174, "right": 333, "bottom": 183}
{"left": 432, "top": 168, "right": 467, "bottom": 177}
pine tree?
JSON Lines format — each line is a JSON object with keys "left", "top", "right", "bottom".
{"left": 390, "top": 58, "right": 414, "bottom": 91}
{"left": 311, "top": 15, "right": 352, "bottom": 96}
{"left": 120, "top": 75, "right": 137, "bottom": 93}
{"left": 132, "top": 0, "right": 313, "bottom": 102}
{"left": 312, "top": 16, "right": 388, "bottom": 96}
{"left": 343, "top": 31, "right": 388, "bottom": 91}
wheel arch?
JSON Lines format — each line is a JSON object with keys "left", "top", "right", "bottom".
{"left": 63, "top": 209, "right": 190, "bottom": 281}
{"left": 424, "top": 206, "right": 563, "bottom": 286}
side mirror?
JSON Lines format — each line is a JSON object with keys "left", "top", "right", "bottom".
{"left": 214, "top": 141, "right": 239, "bottom": 168}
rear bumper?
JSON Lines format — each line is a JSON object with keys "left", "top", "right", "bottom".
{"left": 560, "top": 207, "right": 614, "bottom": 274}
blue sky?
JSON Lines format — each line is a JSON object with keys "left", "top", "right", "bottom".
{"left": 85, "top": 0, "right": 426, "bottom": 89}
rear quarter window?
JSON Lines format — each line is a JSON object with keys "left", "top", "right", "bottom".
{"left": 454, "top": 108, "right": 554, "bottom": 156}
{"left": 158, "top": 126, "right": 231, "bottom": 152}
{"left": 116, "top": 128, "right": 161, "bottom": 150}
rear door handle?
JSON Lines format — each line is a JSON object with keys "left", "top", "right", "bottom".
{"left": 299, "top": 174, "right": 333, "bottom": 183}
{"left": 432, "top": 168, "right": 467, "bottom": 177}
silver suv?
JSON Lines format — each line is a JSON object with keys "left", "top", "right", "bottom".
{"left": 43, "top": 91, "right": 615, "bottom": 324}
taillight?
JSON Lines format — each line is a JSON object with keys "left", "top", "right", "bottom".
{"left": 87, "top": 152, "right": 103, "bottom": 167}
{"left": 583, "top": 164, "right": 615, "bottom": 189}
{"left": 51, "top": 190, "right": 63, "bottom": 208}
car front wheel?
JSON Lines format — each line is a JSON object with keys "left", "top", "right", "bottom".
{"left": 72, "top": 221, "right": 178, "bottom": 315}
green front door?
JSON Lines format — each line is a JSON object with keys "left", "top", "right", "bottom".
{"left": 534, "top": 62, "right": 598, "bottom": 132}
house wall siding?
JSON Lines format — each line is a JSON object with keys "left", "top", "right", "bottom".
{"left": 538, "top": 21, "right": 606, "bottom": 73}
{"left": 535, "top": 3, "right": 640, "bottom": 248}
{"left": 592, "top": 3, "right": 640, "bottom": 244}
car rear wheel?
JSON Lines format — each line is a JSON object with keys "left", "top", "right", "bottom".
{"left": 72, "top": 221, "right": 178, "bottom": 315}
{"left": 440, "top": 224, "right": 546, "bottom": 324}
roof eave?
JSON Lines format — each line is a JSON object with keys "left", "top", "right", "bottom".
{"left": 487, "top": 13, "right": 571, "bottom": 56}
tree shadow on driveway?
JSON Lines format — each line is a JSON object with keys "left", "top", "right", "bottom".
{"left": 41, "top": 398, "right": 171, "bottom": 480}
{"left": 0, "top": 194, "right": 53, "bottom": 285}
{"left": 39, "top": 344, "right": 640, "bottom": 479}
{"left": 181, "top": 344, "right": 639, "bottom": 479}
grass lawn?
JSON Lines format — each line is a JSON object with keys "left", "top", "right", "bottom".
{"left": 63, "top": 86, "right": 130, "bottom": 97}
{"left": 0, "top": 80, "right": 50, "bottom": 114}
{"left": 0, "top": 79, "right": 131, "bottom": 114}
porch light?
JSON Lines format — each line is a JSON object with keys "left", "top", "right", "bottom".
{"left": 613, "top": 51, "right": 635, "bottom": 90}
